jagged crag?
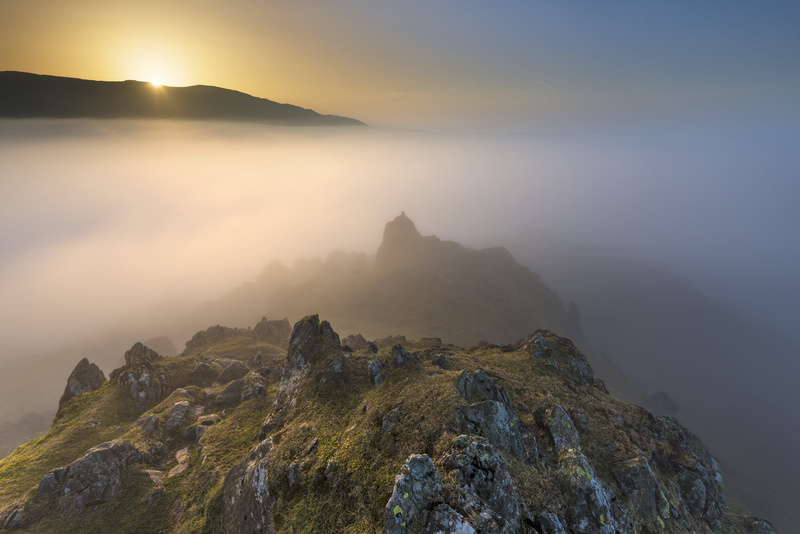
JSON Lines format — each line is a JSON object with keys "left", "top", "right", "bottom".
{"left": 0, "top": 313, "right": 777, "bottom": 533}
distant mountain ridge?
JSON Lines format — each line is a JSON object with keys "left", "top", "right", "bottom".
{"left": 0, "top": 71, "right": 364, "bottom": 126}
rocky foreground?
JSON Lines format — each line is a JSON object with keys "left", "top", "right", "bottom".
{"left": 0, "top": 315, "right": 779, "bottom": 533}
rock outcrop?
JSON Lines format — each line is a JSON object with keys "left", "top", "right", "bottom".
{"left": 57, "top": 357, "right": 106, "bottom": 412}
{"left": 222, "top": 438, "right": 274, "bottom": 533}
{"left": 114, "top": 342, "right": 170, "bottom": 409}
{"left": 383, "top": 454, "right": 442, "bottom": 533}
{"left": 442, "top": 435, "right": 520, "bottom": 532}
{"left": 1, "top": 315, "right": 783, "bottom": 533}
{"left": 37, "top": 440, "right": 141, "bottom": 511}
{"left": 253, "top": 316, "right": 292, "bottom": 347}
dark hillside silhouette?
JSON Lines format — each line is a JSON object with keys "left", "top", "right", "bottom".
{"left": 0, "top": 71, "right": 364, "bottom": 126}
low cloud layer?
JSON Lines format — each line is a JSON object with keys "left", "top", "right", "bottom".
{"left": 0, "top": 119, "right": 798, "bottom": 361}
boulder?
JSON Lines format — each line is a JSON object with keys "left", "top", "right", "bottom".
{"left": 216, "top": 379, "right": 245, "bottom": 405}
{"left": 37, "top": 440, "right": 141, "bottom": 512}
{"left": 222, "top": 438, "right": 274, "bottom": 534}
{"left": 287, "top": 315, "right": 341, "bottom": 372}
{"left": 321, "top": 354, "right": 348, "bottom": 383}
{"left": 539, "top": 403, "right": 581, "bottom": 455}
{"left": 455, "top": 369, "right": 513, "bottom": 409}
{"left": 58, "top": 357, "right": 106, "bottom": 411}
{"left": 383, "top": 454, "right": 442, "bottom": 533}
{"left": 217, "top": 361, "right": 249, "bottom": 384}
{"left": 250, "top": 351, "right": 268, "bottom": 368}
{"left": 381, "top": 407, "right": 401, "bottom": 435}
{"left": 124, "top": 342, "right": 162, "bottom": 366}
{"left": 442, "top": 435, "right": 519, "bottom": 532}
{"left": 253, "top": 316, "right": 292, "bottom": 347}
{"left": 1, "top": 504, "right": 24, "bottom": 530}
{"left": 241, "top": 371, "right": 268, "bottom": 401}
{"left": 613, "top": 455, "right": 670, "bottom": 524}
{"left": 115, "top": 344, "right": 171, "bottom": 410}
{"left": 391, "top": 344, "right": 420, "bottom": 366}
{"left": 343, "top": 333, "right": 369, "bottom": 351}
{"left": 164, "top": 400, "right": 190, "bottom": 429}
{"left": 185, "top": 325, "right": 246, "bottom": 352}
{"left": 457, "top": 400, "right": 526, "bottom": 458}
{"left": 368, "top": 357, "right": 385, "bottom": 387}
{"left": 187, "top": 362, "right": 219, "bottom": 388}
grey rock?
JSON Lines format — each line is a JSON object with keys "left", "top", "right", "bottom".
{"left": 287, "top": 314, "right": 341, "bottom": 372}
{"left": 37, "top": 439, "right": 142, "bottom": 512}
{"left": 137, "top": 414, "right": 157, "bottom": 434}
{"left": 535, "top": 512, "right": 570, "bottom": 534}
{"left": 384, "top": 454, "right": 442, "bottom": 534}
{"left": 321, "top": 355, "right": 347, "bottom": 383}
{"left": 557, "top": 448, "right": 631, "bottom": 534}
{"left": 391, "top": 344, "right": 420, "bottom": 366}
{"left": 381, "top": 407, "right": 401, "bottom": 435}
{"left": 679, "top": 471, "right": 707, "bottom": 515}
{"left": 187, "top": 362, "right": 219, "bottom": 388}
{"left": 2, "top": 504, "right": 24, "bottom": 530}
{"left": 455, "top": 369, "right": 513, "bottom": 410}
{"left": 250, "top": 351, "right": 268, "bottom": 368}
{"left": 369, "top": 357, "right": 384, "bottom": 388}
{"left": 567, "top": 353, "right": 594, "bottom": 385}
{"left": 216, "top": 379, "right": 245, "bottom": 405}
{"left": 457, "top": 400, "right": 526, "bottom": 458}
{"left": 222, "top": 438, "right": 274, "bottom": 534}
{"left": 613, "top": 455, "right": 669, "bottom": 524}
{"left": 115, "top": 344, "right": 171, "bottom": 409}
{"left": 253, "top": 316, "right": 292, "bottom": 347}
{"left": 165, "top": 400, "right": 190, "bottom": 428}
{"left": 147, "top": 487, "right": 163, "bottom": 506}
{"left": 58, "top": 358, "right": 106, "bottom": 411}
{"left": 241, "top": 371, "right": 268, "bottom": 401}
{"left": 442, "top": 435, "right": 519, "bottom": 532}
{"left": 287, "top": 461, "right": 300, "bottom": 487}
{"left": 217, "top": 361, "right": 249, "bottom": 384}
{"left": 748, "top": 520, "right": 779, "bottom": 534}
{"left": 124, "top": 342, "right": 162, "bottom": 366}
{"left": 542, "top": 404, "right": 580, "bottom": 455}
{"left": 424, "top": 504, "right": 475, "bottom": 534}
{"left": 343, "top": 333, "right": 369, "bottom": 351}
{"left": 656, "top": 416, "right": 726, "bottom": 531}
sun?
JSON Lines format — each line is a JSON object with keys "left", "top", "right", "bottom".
{"left": 150, "top": 78, "right": 162, "bottom": 87}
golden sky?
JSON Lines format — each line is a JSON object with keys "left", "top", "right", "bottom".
{"left": 1, "top": 1, "right": 799, "bottom": 127}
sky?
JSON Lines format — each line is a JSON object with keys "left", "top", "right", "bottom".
{"left": 1, "top": 1, "right": 799, "bottom": 128}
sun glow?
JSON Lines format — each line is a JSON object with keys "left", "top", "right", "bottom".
{"left": 150, "top": 78, "right": 162, "bottom": 87}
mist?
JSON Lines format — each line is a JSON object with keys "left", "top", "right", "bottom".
{"left": 2, "top": 119, "right": 798, "bottom": 358}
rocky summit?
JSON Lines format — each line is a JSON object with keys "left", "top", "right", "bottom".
{"left": 0, "top": 314, "right": 779, "bottom": 533}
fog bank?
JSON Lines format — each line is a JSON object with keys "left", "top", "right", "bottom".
{"left": 2, "top": 119, "right": 797, "bottom": 360}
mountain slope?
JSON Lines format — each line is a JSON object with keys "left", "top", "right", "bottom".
{"left": 517, "top": 238, "right": 800, "bottom": 532}
{"left": 0, "top": 315, "right": 780, "bottom": 533}
{"left": 0, "top": 71, "right": 364, "bottom": 126}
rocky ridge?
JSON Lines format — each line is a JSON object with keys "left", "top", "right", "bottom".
{"left": 0, "top": 315, "right": 779, "bottom": 533}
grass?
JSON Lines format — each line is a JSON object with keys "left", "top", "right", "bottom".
{"left": 0, "top": 332, "right": 746, "bottom": 533}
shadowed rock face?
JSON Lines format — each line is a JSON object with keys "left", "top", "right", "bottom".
{"left": 222, "top": 438, "right": 274, "bottom": 534}
{"left": 383, "top": 454, "right": 442, "bottom": 533}
{"left": 286, "top": 314, "right": 340, "bottom": 372}
{"left": 57, "top": 358, "right": 106, "bottom": 412}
